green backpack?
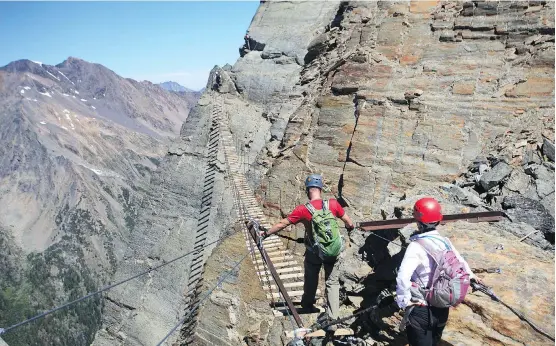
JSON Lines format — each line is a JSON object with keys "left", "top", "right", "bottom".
{"left": 305, "top": 200, "right": 343, "bottom": 261}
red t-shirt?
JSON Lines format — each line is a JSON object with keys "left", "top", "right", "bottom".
{"left": 287, "top": 199, "right": 345, "bottom": 224}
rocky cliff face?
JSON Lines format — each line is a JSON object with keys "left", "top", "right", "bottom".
{"left": 3, "top": 1, "right": 553, "bottom": 345}
{"left": 91, "top": 91, "right": 235, "bottom": 345}
{"left": 0, "top": 58, "right": 198, "bottom": 345}
{"left": 194, "top": 1, "right": 554, "bottom": 345}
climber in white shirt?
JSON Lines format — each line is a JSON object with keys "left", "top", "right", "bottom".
{"left": 396, "top": 230, "right": 476, "bottom": 309}
{"left": 395, "top": 197, "right": 481, "bottom": 346}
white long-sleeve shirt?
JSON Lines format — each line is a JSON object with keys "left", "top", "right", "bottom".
{"left": 395, "top": 230, "right": 473, "bottom": 309}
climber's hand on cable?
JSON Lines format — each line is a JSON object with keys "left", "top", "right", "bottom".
{"left": 245, "top": 220, "right": 257, "bottom": 230}
{"left": 470, "top": 275, "right": 484, "bottom": 286}
{"left": 258, "top": 226, "right": 269, "bottom": 239}
{"left": 346, "top": 224, "right": 355, "bottom": 232}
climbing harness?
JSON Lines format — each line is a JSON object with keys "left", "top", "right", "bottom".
{"left": 470, "top": 281, "right": 555, "bottom": 342}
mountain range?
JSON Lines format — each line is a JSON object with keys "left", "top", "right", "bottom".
{"left": 0, "top": 57, "right": 199, "bottom": 345}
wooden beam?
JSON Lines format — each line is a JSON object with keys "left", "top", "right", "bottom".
{"left": 267, "top": 289, "right": 321, "bottom": 299}
{"left": 261, "top": 272, "right": 304, "bottom": 281}
{"left": 358, "top": 211, "right": 505, "bottom": 231}
{"left": 257, "top": 266, "right": 302, "bottom": 275}
{"left": 284, "top": 328, "right": 354, "bottom": 338}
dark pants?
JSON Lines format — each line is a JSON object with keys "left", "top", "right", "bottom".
{"left": 300, "top": 250, "right": 342, "bottom": 319}
{"left": 406, "top": 306, "right": 449, "bottom": 346}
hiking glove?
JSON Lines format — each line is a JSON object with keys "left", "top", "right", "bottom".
{"left": 346, "top": 224, "right": 355, "bottom": 232}
{"left": 470, "top": 275, "right": 484, "bottom": 285}
{"left": 259, "top": 226, "right": 269, "bottom": 239}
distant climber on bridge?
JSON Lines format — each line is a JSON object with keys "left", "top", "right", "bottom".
{"left": 213, "top": 71, "right": 221, "bottom": 91}
{"left": 396, "top": 197, "right": 483, "bottom": 346}
{"left": 244, "top": 32, "right": 251, "bottom": 51}
{"left": 259, "top": 174, "right": 355, "bottom": 326}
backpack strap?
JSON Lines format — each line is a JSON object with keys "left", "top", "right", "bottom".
{"left": 306, "top": 200, "right": 329, "bottom": 215}
{"left": 415, "top": 239, "right": 439, "bottom": 262}
{"left": 305, "top": 202, "right": 317, "bottom": 215}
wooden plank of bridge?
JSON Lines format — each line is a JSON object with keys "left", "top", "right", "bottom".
{"left": 283, "top": 328, "right": 354, "bottom": 339}
{"left": 257, "top": 266, "right": 302, "bottom": 275}
{"left": 261, "top": 272, "right": 304, "bottom": 281}
{"left": 267, "top": 289, "right": 321, "bottom": 300}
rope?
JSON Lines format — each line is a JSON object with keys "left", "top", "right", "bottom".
{"left": 0, "top": 228, "right": 242, "bottom": 336}
{"left": 155, "top": 251, "right": 250, "bottom": 346}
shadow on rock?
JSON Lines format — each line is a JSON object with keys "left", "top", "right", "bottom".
{"left": 359, "top": 229, "right": 401, "bottom": 267}
{"left": 358, "top": 229, "right": 407, "bottom": 297}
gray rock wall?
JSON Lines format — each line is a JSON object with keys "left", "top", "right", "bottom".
{"left": 194, "top": 1, "right": 554, "bottom": 344}
{"left": 247, "top": 1, "right": 339, "bottom": 64}
{"left": 233, "top": 1, "right": 340, "bottom": 104}
{"left": 92, "top": 93, "right": 232, "bottom": 345}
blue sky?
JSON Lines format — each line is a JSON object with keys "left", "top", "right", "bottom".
{"left": 0, "top": 1, "right": 260, "bottom": 90}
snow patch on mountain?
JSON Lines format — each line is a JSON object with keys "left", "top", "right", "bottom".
{"left": 46, "top": 70, "right": 61, "bottom": 81}
{"left": 38, "top": 91, "right": 52, "bottom": 98}
{"left": 58, "top": 70, "right": 75, "bottom": 85}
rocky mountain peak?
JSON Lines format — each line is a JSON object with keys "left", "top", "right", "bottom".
{"left": 55, "top": 56, "right": 100, "bottom": 70}
{"left": 0, "top": 59, "right": 47, "bottom": 74}
{"left": 55, "top": 57, "right": 118, "bottom": 90}
{"left": 159, "top": 81, "right": 194, "bottom": 92}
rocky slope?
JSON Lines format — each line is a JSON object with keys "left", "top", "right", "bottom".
{"left": 192, "top": 0, "right": 554, "bottom": 345}
{"left": 0, "top": 58, "right": 198, "bottom": 345}
{"left": 91, "top": 91, "right": 235, "bottom": 346}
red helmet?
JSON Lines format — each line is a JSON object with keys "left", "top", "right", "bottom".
{"left": 413, "top": 197, "right": 443, "bottom": 223}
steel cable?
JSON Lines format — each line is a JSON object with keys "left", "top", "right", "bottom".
{"left": 155, "top": 251, "right": 251, "bottom": 346}
{"left": 0, "top": 228, "right": 243, "bottom": 336}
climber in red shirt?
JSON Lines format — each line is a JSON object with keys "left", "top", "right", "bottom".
{"left": 260, "top": 174, "right": 355, "bottom": 325}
